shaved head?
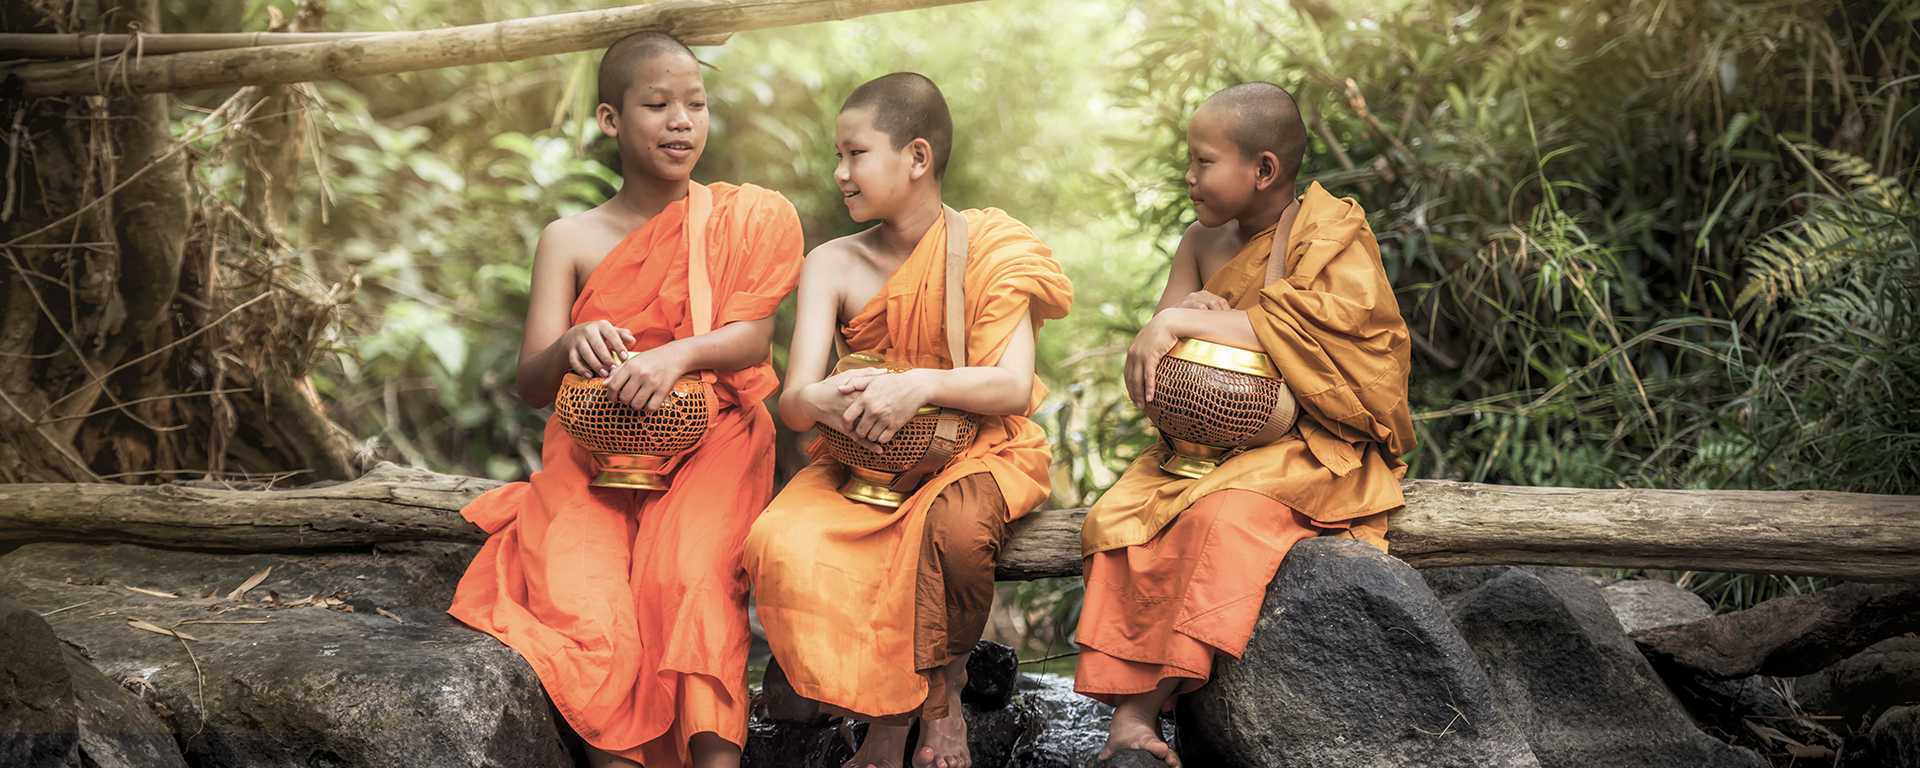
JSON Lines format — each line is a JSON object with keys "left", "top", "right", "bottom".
{"left": 1198, "top": 82, "right": 1307, "bottom": 181}
{"left": 597, "top": 32, "right": 697, "bottom": 109}
{"left": 841, "top": 72, "right": 954, "bottom": 179}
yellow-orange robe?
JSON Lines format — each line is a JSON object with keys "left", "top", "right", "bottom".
{"left": 1075, "top": 182, "right": 1415, "bottom": 702}
{"left": 448, "top": 182, "right": 803, "bottom": 766}
{"left": 745, "top": 208, "right": 1073, "bottom": 720}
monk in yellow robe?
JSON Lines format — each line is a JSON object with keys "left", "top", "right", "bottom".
{"left": 1075, "top": 82, "right": 1416, "bottom": 767}
{"left": 447, "top": 34, "right": 803, "bottom": 768}
{"left": 744, "top": 73, "right": 1073, "bottom": 768}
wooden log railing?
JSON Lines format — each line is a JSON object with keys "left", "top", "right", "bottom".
{"left": 1, "top": 463, "right": 1915, "bottom": 581}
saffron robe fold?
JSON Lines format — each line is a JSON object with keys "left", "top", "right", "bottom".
{"left": 745, "top": 208, "right": 1073, "bottom": 720}
{"left": 448, "top": 182, "right": 803, "bottom": 767}
{"left": 1075, "top": 182, "right": 1414, "bottom": 699}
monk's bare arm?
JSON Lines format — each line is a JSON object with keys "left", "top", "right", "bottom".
{"left": 777, "top": 246, "right": 858, "bottom": 433}
{"left": 516, "top": 222, "right": 632, "bottom": 407}
{"left": 1158, "top": 307, "right": 1259, "bottom": 348}
{"left": 919, "top": 314, "right": 1035, "bottom": 415}
{"left": 663, "top": 316, "right": 776, "bottom": 373}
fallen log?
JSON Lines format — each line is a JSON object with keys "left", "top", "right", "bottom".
{"left": 1633, "top": 582, "right": 1920, "bottom": 679}
{"left": 2, "top": 0, "right": 978, "bottom": 97}
{"left": 1, "top": 464, "right": 1915, "bottom": 581}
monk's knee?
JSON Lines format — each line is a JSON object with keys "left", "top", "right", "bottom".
{"left": 925, "top": 498, "right": 1002, "bottom": 571}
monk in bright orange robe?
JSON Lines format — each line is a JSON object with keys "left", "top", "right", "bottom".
{"left": 746, "top": 74, "right": 1073, "bottom": 768}
{"left": 447, "top": 34, "right": 802, "bottom": 768}
{"left": 1076, "top": 83, "right": 1415, "bottom": 767}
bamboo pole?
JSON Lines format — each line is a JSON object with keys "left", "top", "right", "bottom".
{"left": 1, "top": 464, "right": 1916, "bottom": 581}
{"left": 0, "top": 30, "right": 731, "bottom": 59}
{"left": 2, "top": 0, "right": 978, "bottom": 97}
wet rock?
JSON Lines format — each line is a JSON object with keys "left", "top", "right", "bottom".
{"left": 1180, "top": 538, "right": 1540, "bottom": 768}
{"left": 1601, "top": 579, "right": 1714, "bottom": 635}
{"left": 0, "top": 542, "right": 569, "bottom": 768}
{"left": 1447, "top": 568, "right": 1769, "bottom": 768}
{"left": 0, "top": 598, "right": 185, "bottom": 768}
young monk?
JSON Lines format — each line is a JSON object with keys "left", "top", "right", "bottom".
{"left": 743, "top": 73, "right": 1073, "bottom": 768}
{"left": 1075, "top": 82, "right": 1416, "bottom": 766}
{"left": 446, "top": 33, "right": 803, "bottom": 768}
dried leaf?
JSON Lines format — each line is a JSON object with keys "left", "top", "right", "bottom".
{"left": 176, "top": 619, "right": 271, "bottom": 626}
{"left": 1786, "top": 744, "right": 1836, "bottom": 759}
{"left": 126, "top": 619, "right": 199, "bottom": 641}
{"left": 125, "top": 586, "right": 179, "bottom": 599}
{"left": 375, "top": 607, "right": 404, "bottom": 623}
{"left": 225, "top": 566, "right": 272, "bottom": 601}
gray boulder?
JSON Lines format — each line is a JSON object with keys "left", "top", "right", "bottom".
{"left": 1446, "top": 567, "right": 1768, "bottom": 768}
{"left": 1179, "top": 538, "right": 1540, "bottom": 768}
{"left": 1601, "top": 579, "right": 1714, "bottom": 634}
{"left": 0, "top": 542, "right": 570, "bottom": 768}
{"left": 0, "top": 599, "right": 185, "bottom": 768}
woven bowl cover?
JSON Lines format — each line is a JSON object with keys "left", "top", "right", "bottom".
{"left": 820, "top": 353, "right": 977, "bottom": 474}
{"left": 554, "top": 373, "right": 711, "bottom": 456}
{"left": 1145, "top": 355, "right": 1290, "bottom": 449}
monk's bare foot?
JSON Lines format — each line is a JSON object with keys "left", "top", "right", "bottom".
{"left": 912, "top": 676, "right": 969, "bottom": 767}
{"left": 1097, "top": 708, "right": 1179, "bottom": 768}
{"left": 845, "top": 720, "right": 911, "bottom": 768}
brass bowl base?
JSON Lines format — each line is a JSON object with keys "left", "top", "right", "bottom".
{"left": 1160, "top": 438, "right": 1229, "bottom": 480}
{"left": 590, "top": 453, "right": 671, "bottom": 491}
{"left": 840, "top": 467, "right": 909, "bottom": 507}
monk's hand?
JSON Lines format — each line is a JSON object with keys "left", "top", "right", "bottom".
{"left": 1177, "top": 290, "right": 1231, "bottom": 311}
{"left": 833, "top": 367, "right": 889, "bottom": 395}
{"left": 1125, "top": 311, "right": 1183, "bottom": 407}
{"left": 800, "top": 375, "right": 866, "bottom": 435}
{"left": 564, "top": 320, "right": 634, "bottom": 378}
{"left": 606, "top": 343, "right": 691, "bottom": 413}
{"left": 842, "top": 370, "right": 933, "bottom": 445}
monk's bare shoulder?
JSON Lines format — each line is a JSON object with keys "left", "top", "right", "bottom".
{"left": 539, "top": 206, "right": 633, "bottom": 287}
{"left": 1178, "top": 221, "right": 1242, "bottom": 282}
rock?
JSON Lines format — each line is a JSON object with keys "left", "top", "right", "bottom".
{"left": 0, "top": 598, "right": 184, "bottom": 768}
{"left": 1179, "top": 538, "right": 1540, "bottom": 768}
{"left": 963, "top": 640, "right": 1019, "bottom": 711}
{"left": 744, "top": 672, "right": 1107, "bottom": 768}
{"left": 1446, "top": 568, "right": 1770, "bottom": 768}
{"left": 1601, "top": 579, "right": 1714, "bottom": 634}
{"left": 1013, "top": 673, "right": 1113, "bottom": 768}
{"left": 743, "top": 676, "right": 1046, "bottom": 768}
{"left": 1844, "top": 705, "right": 1920, "bottom": 768}
{"left": 0, "top": 542, "right": 570, "bottom": 768}
{"left": 1794, "top": 636, "right": 1920, "bottom": 726}
{"left": 1421, "top": 565, "right": 1517, "bottom": 599}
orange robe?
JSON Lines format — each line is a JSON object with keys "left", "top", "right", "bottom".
{"left": 745, "top": 208, "right": 1073, "bottom": 720}
{"left": 448, "top": 182, "right": 803, "bottom": 766}
{"left": 1075, "top": 182, "right": 1415, "bottom": 702}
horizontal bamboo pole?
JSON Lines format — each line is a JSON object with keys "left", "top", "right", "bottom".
{"left": 2, "top": 0, "right": 978, "bottom": 97}
{"left": 0, "top": 30, "right": 731, "bottom": 59}
{"left": 1, "top": 464, "right": 1915, "bottom": 581}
